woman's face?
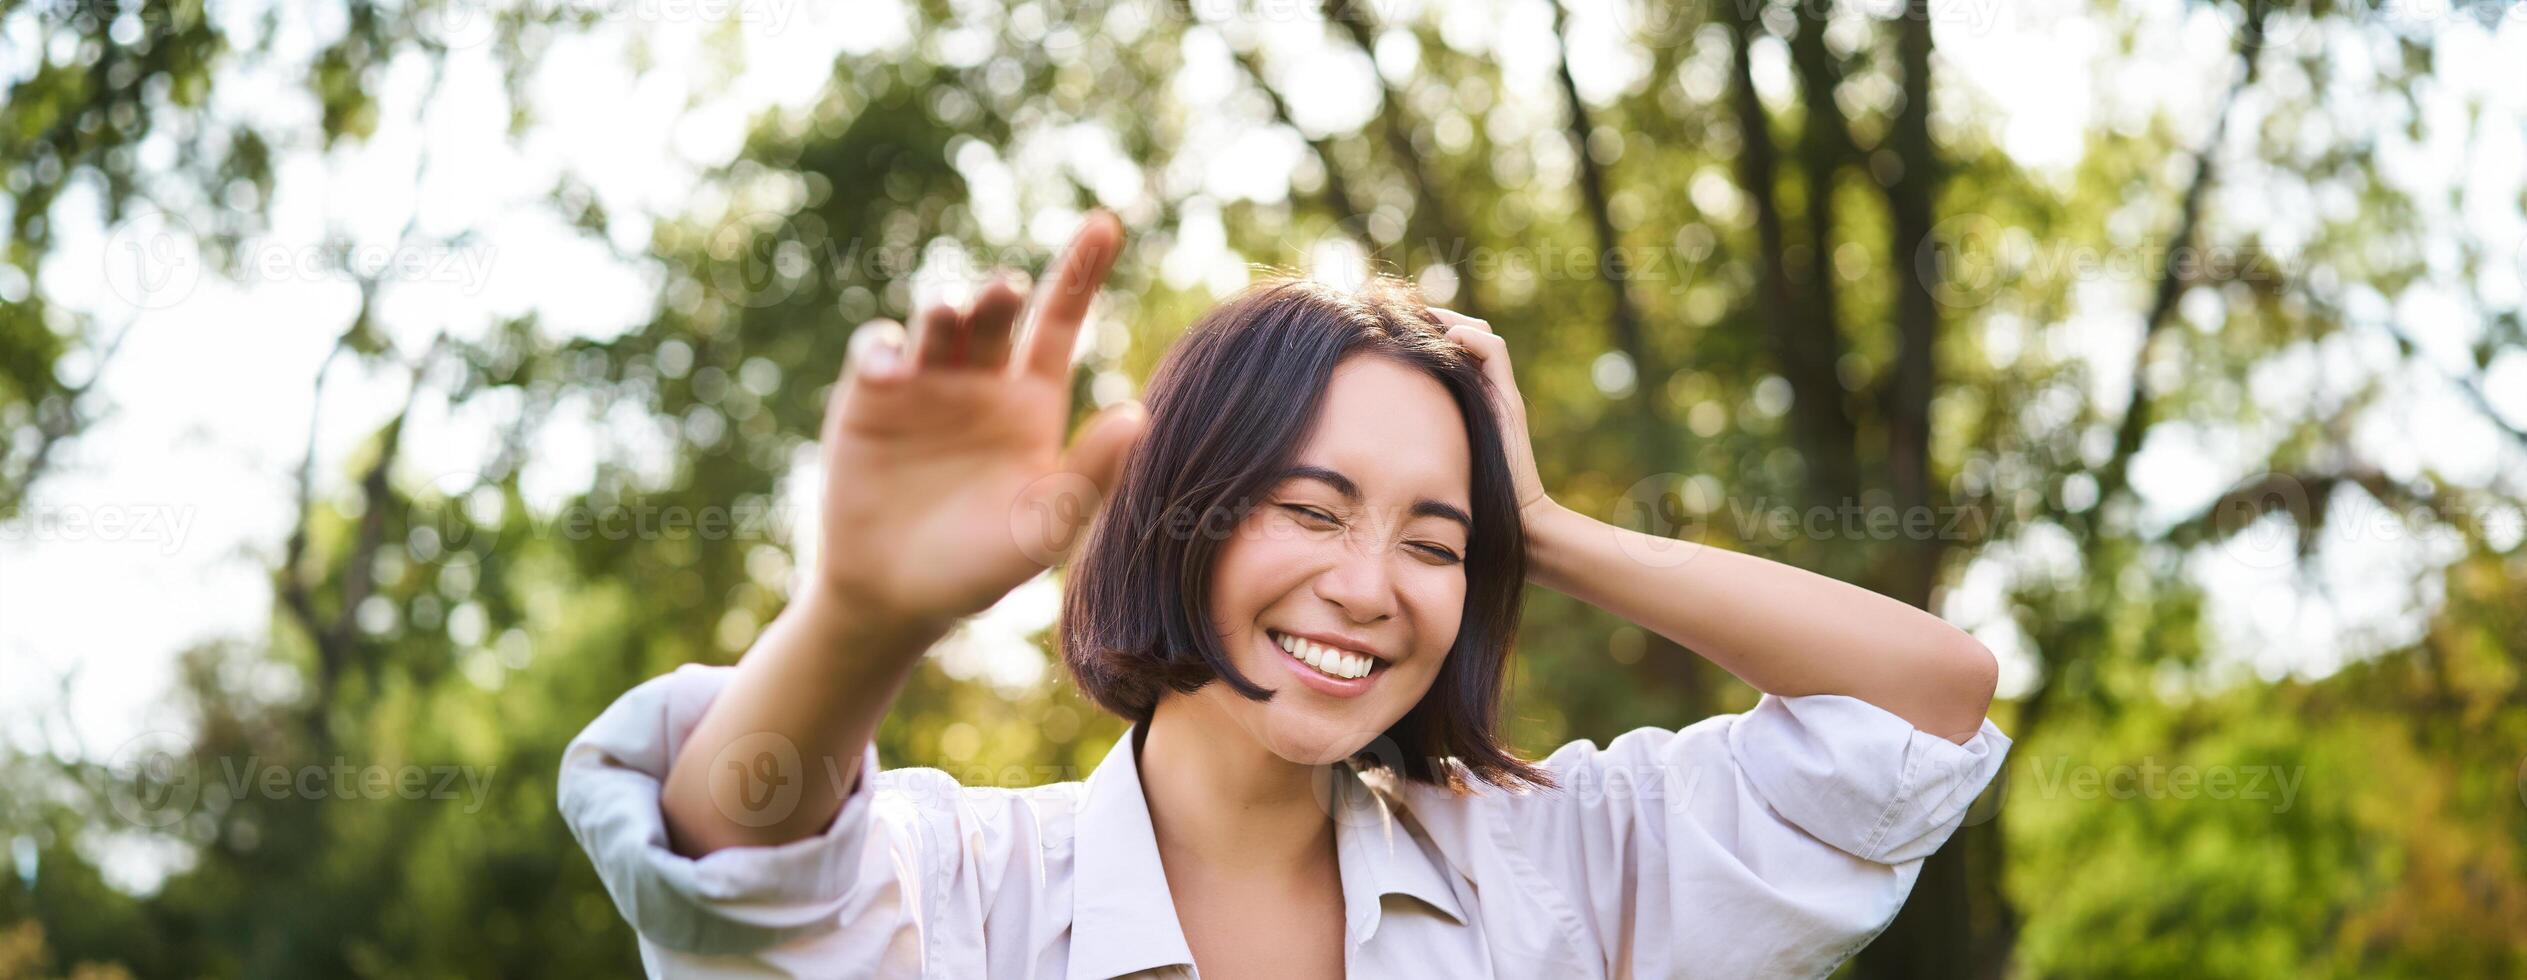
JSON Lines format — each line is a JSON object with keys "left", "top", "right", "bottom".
{"left": 1197, "top": 354, "right": 1474, "bottom": 767}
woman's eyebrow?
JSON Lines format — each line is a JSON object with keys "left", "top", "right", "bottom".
{"left": 1411, "top": 500, "right": 1474, "bottom": 533}
{"left": 1284, "top": 465, "right": 1472, "bottom": 532}
{"left": 1283, "top": 465, "right": 1360, "bottom": 499}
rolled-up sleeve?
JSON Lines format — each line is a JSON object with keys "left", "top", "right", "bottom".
{"left": 1476, "top": 694, "right": 2010, "bottom": 978}
{"left": 556, "top": 664, "right": 906, "bottom": 972}
{"left": 1727, "top": 693, "right": 2008, "bottom": 865}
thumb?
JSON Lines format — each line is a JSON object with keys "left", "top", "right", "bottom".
{"left": 1060, "top": 401, "right": 1148, "bottom": 495}
{"left": 1010, "top": 402, "right": 1149, "bottom": 568}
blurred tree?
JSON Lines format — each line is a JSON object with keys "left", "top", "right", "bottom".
{"left": 0, "top": 0, "right": 242, "bottom": 515}
{"left": 5, "top": 0, "right": 2524, "bottom": 977}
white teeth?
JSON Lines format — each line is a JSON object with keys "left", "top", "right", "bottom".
{"left": 1276, "top": 632, "right": 1374, "bottom": 680}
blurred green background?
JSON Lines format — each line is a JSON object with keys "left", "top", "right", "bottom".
{"left": 4, "top": 0, "right": 2525, "bottom": 976}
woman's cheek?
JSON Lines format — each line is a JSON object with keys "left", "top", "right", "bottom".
{"left": 1220, "top": 508, "right": 1307, "bottom": 578}
{"left": 1403, "top": 567, "right": 1468, "bottom": 656}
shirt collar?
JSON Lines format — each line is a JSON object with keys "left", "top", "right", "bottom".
{"left": 1067, "top": 727, "right": 1196, "bottom": 980}
{"left": 1332, "top": 768, "right": 1468, "bottom": 938}
{"left": 1065, "top": 727, "right": 1468, "bottom": 980}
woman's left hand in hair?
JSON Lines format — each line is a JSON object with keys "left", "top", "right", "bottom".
{"left": 1433, "top": 309, "right": 1551, "bottom": 521}
{"left": 1438, "top": 311, "right": 1996, "bottom": 739}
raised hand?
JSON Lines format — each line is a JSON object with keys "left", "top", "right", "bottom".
{"left": 1432, "top": 308, "right": 1549, "bottom": 518}
{"left": 662, "top": 213, "right": 1145, "bottom": 855}
{"left": 810, "top": 212, "right": 1147, "bottom": 632}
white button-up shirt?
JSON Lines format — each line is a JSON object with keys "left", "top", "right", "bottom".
{"left": 560, "top": 665, "right": 2010, "bottom": 978}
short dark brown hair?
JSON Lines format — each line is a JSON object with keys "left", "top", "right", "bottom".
{"left": 1060, "top": 275, "right": 1547, "bottom": 791}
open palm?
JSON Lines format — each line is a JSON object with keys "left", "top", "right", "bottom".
{"left": 813, "top": 214, "right": 1145, "bottom": 628}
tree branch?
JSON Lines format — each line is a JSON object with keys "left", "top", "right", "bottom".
{"left": 276, "top": 54, "right": 455, "bottom": 742}
{"left": 277, "top": 324, "right": 360, "bottom": 677}
{"left": 2160, "top": 464, "right": 2445, "bottom": 557}
{"left": 1723, "top": 0, "right": 1862, "bottom": 515}
{"left": 1319, "top": 0, "right": 1486, "bottom": 317}
{"left": 2375, "top": 319, "right": 2527, "bottom": 455}
{"left": 1545, "top": 0, "right": 1724, "bottom": 717}
{"left": 1857, "top": 6, "right": 1981, "bottom": 978}
{"left": 1878, "top": 0, "right": 1940, "bottom": 605}
{"left": 0, "top": 316, "right": 136, "bottom": 517}
{"left": 2093, "top": 6, "right": 2270, "bottom": 505}
{"left": 1550, "top": 0, "right": 1671, "bottom": 449}
{"left": 1177, "top": 0, "right": 1376, "bottom": 258}
{"left": 279, "top": 328, "right": 444, "bottom": 741}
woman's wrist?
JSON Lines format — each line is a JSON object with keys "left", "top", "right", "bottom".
{"left": 788, "top": 575, "right": 954, "bottom": 667}
{"left": 1519, "top": 498, "right": 1591, "bottom": 596}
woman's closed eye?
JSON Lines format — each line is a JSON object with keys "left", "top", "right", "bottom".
{"left": 1409, "top": 541, "right": 1464, "bottom": 565}
{"left": 1280, "top": 503, "right": 1342, "bottom": 529}
{"left": 1283, "top": 503, "right": 1462, "bottom": 564}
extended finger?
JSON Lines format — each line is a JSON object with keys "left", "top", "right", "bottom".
{"left": 1062, "top": 401, "right": 1149, "bottom": 501}
{"left": 1009, "top": 401, "right": 1150, "bottom": 567}
{"left": 1430, "top": 308, "right": 1491, "bottom": 333}
{"left": 832, "top": 319, "right": 911, "bottom": 431}
{"left": 911, "top": 301, "right": 965, "bottom": 368}
{"left": 1017, "top": 211, "right": 1124, "bottom": 377}
{"left": 1445, "top": 323, "right": 1510, "bottom": 366}
{"left": 845, "top": 319, "right": 909, "bottom": 383}
{"left": 965, "top": 273, "right": 1028, "bottom": 370}
{"left": 1445, "top": 325, "right": 1524, "bottom": 410}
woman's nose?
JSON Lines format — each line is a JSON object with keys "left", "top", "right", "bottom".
{"left": 1311, "top": 547, "right": 1397, "bottom": 624}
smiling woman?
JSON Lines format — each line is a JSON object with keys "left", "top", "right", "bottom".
{"left": 556, "top": 214, "right": 2010, "bottom": 979}
{"left": 1060, "top": 277, "right": 1543, "bottom": 790}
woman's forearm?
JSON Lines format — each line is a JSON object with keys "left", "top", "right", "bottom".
{"left": 658, "top": 588, "right": 947, "bottom": 856}
{"left": 1524, "top": 500, "right": 1997, "bottom": 741}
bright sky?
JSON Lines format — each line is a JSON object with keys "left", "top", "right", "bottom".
{"left": 5, "top": 0, "right": 2525, "bottom": 806}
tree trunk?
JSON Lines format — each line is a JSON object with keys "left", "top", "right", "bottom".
{"left": 1856, "top": 4, "right": 1977, "bottom": 977}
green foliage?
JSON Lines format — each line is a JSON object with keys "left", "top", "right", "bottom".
{"left": 4, "top": 0, "right": 2523, "bottom": 976}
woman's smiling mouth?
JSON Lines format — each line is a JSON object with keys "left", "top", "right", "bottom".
{"left": 1266, "top": 629, "right": 1385, "bottom": 694}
